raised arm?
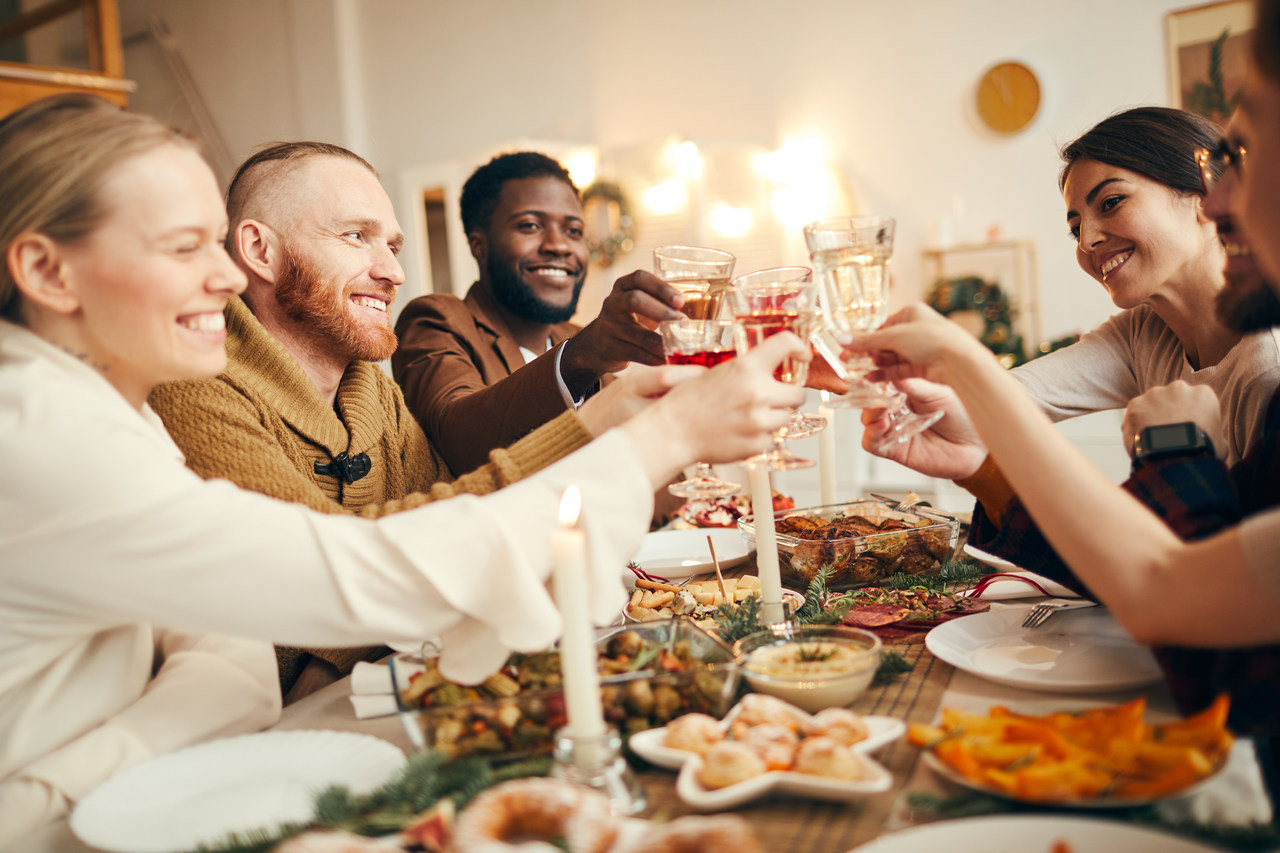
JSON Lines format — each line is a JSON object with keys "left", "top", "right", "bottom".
{"left": 852, "top": 304, "right": 1280, "bottom": 647}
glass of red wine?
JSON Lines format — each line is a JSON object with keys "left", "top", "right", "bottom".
{"left": 658, "top": 318, "right": 743, "bottom": 498}
{"left": 726, "top": 267, "right": 821, "bottom": 471}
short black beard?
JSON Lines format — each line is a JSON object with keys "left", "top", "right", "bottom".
{"left": 1216, "top": 276, "right": 1280, "bottom": 333}
{"left": 486, "top": 253, "right": 584, "bottom": 324}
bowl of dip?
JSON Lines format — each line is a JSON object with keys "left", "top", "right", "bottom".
{"left": 732, "top": 625, "right": 882, "bottom": 713}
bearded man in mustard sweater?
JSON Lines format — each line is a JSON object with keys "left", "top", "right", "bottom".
{"left": 149, "top": 142, "right": 650, "bottom": 703}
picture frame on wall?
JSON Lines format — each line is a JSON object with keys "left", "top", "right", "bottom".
{"left": 1166, "top": 0, "right": 1254, "bottom": 124}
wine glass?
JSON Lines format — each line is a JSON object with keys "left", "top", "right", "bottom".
{"left": 730, "top": 267, "right": 826, "bottom": 441}
{"left": 658, "top": 319, "right": 743, "bottom": 499}
{"left": 804, "top": 216, "right": 943, "bottom": 450}
{"left": 726, "top": 269, "right": 820, "bottom": 470}
{"left": 653, "top": 245, "right": 735, "bottom": 320}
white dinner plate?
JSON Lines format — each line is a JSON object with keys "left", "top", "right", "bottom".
{"left": 925, "top": 606, "right": 1162, "bottom": 693}
{"left": 630, "top": 528, "right": 750, "bottom": 581}
{"left": 919, "top": 750, "right": 1228, "bottom": 810}
{"left": 847, "top": 814, "right": 1226, "bottom": 852}
{"left": 962, "top": 542, "right": 1020, "bottom": 571}
{"left": 71, "top": 730, "right": 406, "bottom": 853}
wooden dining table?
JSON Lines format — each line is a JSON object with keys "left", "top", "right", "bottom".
{"left": 38, "top": 589, "right": 1274, "bottom": 853}
{"left": 268, "top": 593, "right": 1273, "bottom": 852}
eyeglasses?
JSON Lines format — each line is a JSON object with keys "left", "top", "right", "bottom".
{"left": 1196, "top": 138, "right": 1247, "bottom": 193}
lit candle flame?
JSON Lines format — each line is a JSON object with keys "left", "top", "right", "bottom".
{"left": 558, "top": 486, "right": 582, "bottom": 527}
{"left": 820, "top": 389, "right": 831, "bottom": 404}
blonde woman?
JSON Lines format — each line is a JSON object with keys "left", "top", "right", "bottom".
{"left": 0, "top": 94, "right": 807, "bottom": 844}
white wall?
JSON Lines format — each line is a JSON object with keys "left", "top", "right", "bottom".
{"left": 118, "top": 0, "right": 1196, "bottom": 495}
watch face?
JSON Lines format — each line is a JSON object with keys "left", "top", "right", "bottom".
{"left": 1146, "top": 423, "right": 1197, "bottom": 451}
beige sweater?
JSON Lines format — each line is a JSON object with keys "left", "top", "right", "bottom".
{"left": 150, "top": 297, "right": 592, "bottom": 690}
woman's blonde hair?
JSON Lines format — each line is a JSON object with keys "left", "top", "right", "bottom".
{"left": 0, "top": 93, "right": 196, "bottom": 321}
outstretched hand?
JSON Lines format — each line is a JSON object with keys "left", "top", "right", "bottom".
{"left": 560, "top": 271, "right": 685, "bottom": 395}
{"left": 622, "top": 332, "right": 810, "bottom": 484}
{"left": 847, "top": 303, "right": 991, "bottom": 386}
{"left": 861, "top": 378, "right": 989, "bottom": 479}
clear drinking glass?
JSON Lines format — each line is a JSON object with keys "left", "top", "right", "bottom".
{"left": 659, "top": 319, "right": 743, "bottom": 499}
{"left": 653, "top": 245, "right": 735, "bottom": 320}
{"left": 804, "top": 216, "right": 943, "bottom": 450}
{"left": 726, "top": 268, "right": 820, "bottom": 471}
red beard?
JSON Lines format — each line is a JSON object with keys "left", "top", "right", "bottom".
{"left": 275, "top": 243, "right": 397, "bottom": 362}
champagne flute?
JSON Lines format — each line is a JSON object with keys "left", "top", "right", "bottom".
{"left": 804, "top": 216, "right": 943, "bottom": 450}
{"left": 658, "top": 319, "right": 743, "bottom": 499}
{"left": 726, "top": 269, "right": 820, "bottom": 471}
{"left": 653, "top": 245, "right": 735, "bottom": 320}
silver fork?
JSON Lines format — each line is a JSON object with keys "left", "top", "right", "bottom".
{"left": 1021, "top": 600, "right": 1100, "bottom": 628}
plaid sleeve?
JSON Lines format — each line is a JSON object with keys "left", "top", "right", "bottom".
{"left": 968, "top": 453, "right": 1243, "bottom": 596}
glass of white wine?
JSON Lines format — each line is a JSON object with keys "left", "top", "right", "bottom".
{"left": 653, "top": 245, "right": 735, "bottom": 320}
{"left": 804, "top": 216, "right": 942, "bottom": 450}
{"left": 726, "top": 267, "right": 821, "bottom": 471}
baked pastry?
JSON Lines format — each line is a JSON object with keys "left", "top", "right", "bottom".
{"left": 729, "top": 693, "right": 805, "bottom": 735}
{"left": 662, "top": 712, "right": 725, "bottom": 755}
{"left": 804, "top": 707, "right": 869, "bottom": 746}
{"left": 792, "top": 736, "right": 866, "bottom": 781}
{"left": 696, "top": 740, "right": 768, "bottom": 789}
{"left": 449, "top": 777, "right": 618, "bottom": 853}
{"left": 737, "top": 722, "right": 799, "bottom": 771}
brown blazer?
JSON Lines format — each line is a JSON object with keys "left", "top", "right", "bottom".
{"left": 392, "top": 284, "right": 581, "bottom": 475}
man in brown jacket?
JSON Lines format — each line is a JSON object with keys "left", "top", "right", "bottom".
{"left": 393, "top": 152, "right": 686, "bottom": 476}
{"left": 149, "top": 143, "right": 635, "bottom": 703}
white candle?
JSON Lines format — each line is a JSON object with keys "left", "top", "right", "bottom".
{"left": 749, "top": 468, "right": 786, "bottom": 625}
{"left": 818, "top": 391, "right": 838, "bottom": 507}
{"left": 551, "top": 487, "right": 606, "bottom": 743}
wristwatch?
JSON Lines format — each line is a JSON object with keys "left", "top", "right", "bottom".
{"left": 1132, "top": 422, "right": 1215, "bottom": 464}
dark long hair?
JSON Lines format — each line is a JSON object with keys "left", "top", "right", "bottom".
{"left": 1059, "top": 106, "right": 1223, "bottom": 196}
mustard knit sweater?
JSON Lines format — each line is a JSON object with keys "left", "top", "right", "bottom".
{"left": 149, "top": 297, "right": 592, "bottom": 691}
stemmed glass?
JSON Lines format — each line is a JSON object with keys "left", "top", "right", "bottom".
{"left": 730, "top": 267, "right": 827, "bottom": 441}
{"left": 726, "top": 269, "right": 820, "bottom": 470}
{"left": 653, "top": 245, "right": 735, "bottom": 320}
{"left": 804, "top": 216, "right": 943, "bottom": 450}
{"left": 658, "top": 319, "right": 743, "bottom": 499}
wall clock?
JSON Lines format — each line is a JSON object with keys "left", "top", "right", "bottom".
{"left": 975, "top": 61, "right": 1041, "bottom": 135}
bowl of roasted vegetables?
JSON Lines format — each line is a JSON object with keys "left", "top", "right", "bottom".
{"left": 738, "top": 500, "right": 960, "bottom": 588}
{"left": 390, "top": 620, "right": 741, "bottom": 760}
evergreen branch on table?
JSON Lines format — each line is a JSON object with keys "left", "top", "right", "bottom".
{"left": 877, "top": 557, "right": 987, "bottom": 595}
{"left": 712, "top": 594, "right": 763, "bottom": 645}
{"left": 191, "top": 752, "right": 552, "bottom": 853}
{"left": 871, "top": 650, "right": 912, "bottom": 686}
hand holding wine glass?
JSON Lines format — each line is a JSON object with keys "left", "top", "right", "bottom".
{"left": 726, "top": 268, "right": 821, "bottom": 470}
{"left": 804, "top": 215, "right": 943, "bottom": 450}
{"left": 653, "top": 245, "right": 735, "bottom": 320}
{"left": 658, "top": 318, "right": 743, "bottom": 498}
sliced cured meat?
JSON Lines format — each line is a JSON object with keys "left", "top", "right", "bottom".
{"left": 843, "top": 603, "right": 911, "bottom": 628}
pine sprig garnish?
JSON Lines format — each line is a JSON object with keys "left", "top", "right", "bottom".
{"left": 190, "top": 752, "right": 552, "bottom": 853}
{"left": 712, "top": 593, "right": 764, "bottom": 645}
{"left": 872, "top": 649, "right": 912, "bottom": 686}
{"left": 877, "top": 557, "right": 987, "bottom": 594}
